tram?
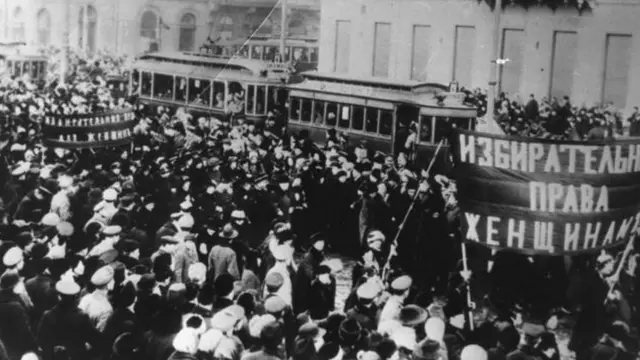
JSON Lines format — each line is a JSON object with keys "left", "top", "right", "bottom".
{"left": 201, "top": 37, "right": 319, "bottom": 73}
{"left": 0, "top": 42, "right": 48, "bottom": 83}
{"left": 130, "top": 51, "right": 288, "bottom": 123}
{"left": 286, "top": 72, "right": 477, "bottom": 168}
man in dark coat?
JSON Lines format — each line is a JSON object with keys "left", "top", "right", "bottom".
{"left": 0, "top": 272, "right": 37, "bottom": 360}
{"left": 307, "top": 264, "right": 337, "bottom": 320}
{"left": 24, "top": 257, "right": 58, "bottom": 330}
{"left": 37, "top": 280, "right": 103, "bottom": 360}
{"left": 293, "top": 232, "right": 325, "bottom": 314}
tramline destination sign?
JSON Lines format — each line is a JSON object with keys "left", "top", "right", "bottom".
{"left": 451, "top": 129, "right": 640, "bottom": 255}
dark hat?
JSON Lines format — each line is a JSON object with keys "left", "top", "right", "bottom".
{"left": 413, "top": 339, "right": 441, "bottom": 360}
{"left": 360, "top": 181, "right": 377, "bottom": 195}
{"left": 219, "top": 223, "right": 239, "bottom": 240}
{"left": 318, "top": 312, "right": 346, "bottom": 334}
{"left": 260, "top": 321, "right": 284, "bottom": 348}
{"left": 338, "top": 318, "right": 363, "bottom": 347}
{"left": 115, "top": 238, "right": 140, "bottom": 253}
{"left": 197, "top": 284, "right": 215, "bottom": 306}
{"left": 293, "top": 337, "right": 316, "bottom": 358}
{"left": 114, "top": 282, "right": 136, "bottom": 308}
{"left": 375, "top": 338, "right": 397, "bottom": 359}
{"left": 254, "top": 173, "right": 269, "bottom": 184}
{"left": 0, "top": 272, "right": 20, "bottom": 290}
{"left": 275, "top": 226, "right": 294, "bottom": 244}
{"left": 309, "top": 232, "right": 325, "bottom": 244}
{"left": 131, "top": 264, "right": 149, "bottom": 275}
{"left": 406, "top": 178, "right": 419, "bottom": 190}
{"left": 398, "top": 305, "right": 429, "bottom": 327}
{"left": 136, "top": 273, "right": 156, "bottom": 292}
{"left": 318, "top": 342, "right": 341, "bottom": 360}
{"left": 317, "top": 265, "right": 332, "bottom": 276}
{"left": 31, "top": 243, "right": 49, "bottom": 261}
{"left": 298, "top": 322, "right": 326, "bottom": 340}
{"left": 214, "top": 273, "right": 235, "bottom": 297}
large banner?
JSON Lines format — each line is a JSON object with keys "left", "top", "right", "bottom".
{"left": 451, "top": 129, "right": 640, "bottom": 255}
{"left": 41, "top": 109, "right": 136, "bottom": 149}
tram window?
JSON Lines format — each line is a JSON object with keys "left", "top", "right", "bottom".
{"left": 256, "top": 86, "right": 266, "bottom": 114}
{"left": 247, "top": 85, "right": 256, "bottom": 114}
{"left": 23, "top": 62, "right": 32, "bottom": 78}
{"left": 175, "top": 76, "right": 187, "bottom": 102}
{"left": 264, "top": 46, "right": 277, "bottom": 62}
{"left": 326, "top": 103, "right": 338, "bottom": 127}
{"left": 131, "top": 70, "right": 140, "bottom": 94}
{"left": 267, "top": 86, "right": 276, "bottom": 110}
{"left": 213, "top": 81, "right": 225, "bottom": 109}
{"left": 290, "top": 98, "right": 301, "bottom": 121}
{"left": 301, "top": 98, "right": 312, "bottom": 123}
{"left": 238, "top": 45, "right": 249, "bottom": 58}
{"left": 141, "top": 72, "right": 152, "bottom": 97}
{"left": 338, "top": 105, "right": 350, "bottom": 129}
{"left": 30, "top": 62, "right": 38, "bottom": 79}
{"left": 293, "top": 47, "right": 308, "bottom": 62}
{"left": 190, "top": 79, "right": 211, "bottom": 106}
{"left": 285, "top": 47, "right": 292, "bottom": 62}
{"left": 313, "top": 101, "right": 326, "bottom": 124}
{"left": 310, "top": 47, "right": 319, "bottom": 62}
{"left": 352, "top": 106, "right": 365, "bottom": 131}
{"left": 451, "top": 117, "right": 471, "bottom": 131}
{"left": 379, "top": 110, "right": 393, "bottom": 137}
{"left": 365, "top": 108, "right": 379, "bottom": 133}
{"left": 433, "top": 117, "right": 451, "bottom": 142}
{"left": 251, "top": 45, "right": 263, "bottom": 60}
{"left": 419, "top": 115, "right": 433, "bottom": 143}
{"left": 153, "top": 74, "right": 174, "bottom": 100}
{"left": 14, "top": 62, "right": 21, "bottom": 77}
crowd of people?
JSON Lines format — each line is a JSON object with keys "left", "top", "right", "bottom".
{"left": 464, "top": 88, "right": 640, "bottom": 140}
{"left": 0, "top": 49, "right": 636, "bottom": 360}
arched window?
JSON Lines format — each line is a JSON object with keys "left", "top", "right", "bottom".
{"left": 255, "top": 18, "right": 273, "bottom": 36}
{"left": 288, "top": 17, "right": 306, "bottom": 37}
{"left": 140, "top": 10, "right": 160, "bottom": 52}
{"left": 219, "top": 15, "right": 234, "bottom": 40}
{"left": 78, "top": 5, "right": 98, "bottom": 54}
{"left": 37, "top": 9, "right": 52, "bottom": 47}
{"left": 12, "top": 7, "right": 25, "bottom": 42}
{"left": 179, "top": 13, "right": 197, "bottom": 51}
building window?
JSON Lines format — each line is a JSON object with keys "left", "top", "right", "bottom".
{"left": 373, "top": 22, "right": 391, "bottom": 78}
{"left": 411, "top": 25, "right": 430, "bottom": 81}
{"left": 256, "top": 18, "right": 273, "bottom": 36}
{"left": 334, "top": 20, "right": 351, "bottom": 73}
{"left": 179, "top": 13, "right": 197, "bottom": 51}
{"left": 288, "top": 17, "right": 306, "bottom": 37}
{"left": 12, "top": 7, "right": 25, "bottom": 42}
{"left": 220, "top": 15, "right": 234, "bottom": 41}
{"left": 548, "top": 31, "right": 577, "bottom": 100}
{"left": 140, "top": 10, "right": 160, "bottom": 52}
{"left": 37, "top": 9, "right": 51, "bottom": 47}
{"left": 453, "top": 26, "right": 475, "bottom": 88}
{"left": 602, "top": 34, "right": 632, "bottom": 108}
{"left": 78, "top": 5, "right": 98, "bottom": 54}
{"left": 499, "top": 28, "right": 525, "bottom": 96}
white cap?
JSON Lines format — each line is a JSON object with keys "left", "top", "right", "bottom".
{"left": 460, "top": 345, "right": 488, "bottom": 360}
{"left": 103, "top": 188, "right": 118, "bottom": 201}
{"left": 41, "top": 212, "right": 61, "bottom": 227}
{"left": 3, "top": 247, "right": 23, "bottom": 267}
{"left": 58, "top": 175, "right": 73, "bottom": 189}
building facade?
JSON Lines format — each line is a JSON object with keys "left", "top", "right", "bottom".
{"left": 319, "top": 0, "right": 640, "bottom": 112}
{"left": 4, "top": 0, "right": 319, "bottom": 56}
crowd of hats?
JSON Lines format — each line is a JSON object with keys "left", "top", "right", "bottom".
{"left": 463, "top": 88, "right": 627, "bottom": 140}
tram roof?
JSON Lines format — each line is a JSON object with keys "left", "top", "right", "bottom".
{"left": 133, "top": 57, "right": 283, "bottom": 83}
{"left": 137, "top": 51, "right": 271, "bottom": 76}
{"left": 290, "top": 71, "right": 476, "bottom": 111}
{"left": 215, "top": 38, "right": 318, "bottom": 47}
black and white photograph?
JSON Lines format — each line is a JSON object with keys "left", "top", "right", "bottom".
{"left": 0, "top": 0, "right": 636, "bottom": 359}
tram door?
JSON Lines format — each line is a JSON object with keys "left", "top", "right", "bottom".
{"left": 394, "top": 104, "right": 420, "bottom": 158}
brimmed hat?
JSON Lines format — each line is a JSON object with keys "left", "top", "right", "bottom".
{"left": 390, "top": 275, "right": 412, "bottom": 292}
{"left": 298, "top": 322, "right": 326, "bottom": 340}
{"left": 91, "top": 265, "right": 115, "bottom": 287}
{"left": 0, "top": 272, "right": 19, "bottom": 290}
{"left": 264, "top": 295, "right": 287, "bottom": 314}
{"left": 338, "top": 318, "right": 364, "bottom": 347}
{"left": 3, "top": 246, "right": 23, "bottom": 267}
{"left": 219, "top": 224, "right": 239, "bottom": 239}
{"left": 397, "top": 305, "right": 428, "bottom": 327}
{"left": 413, "top": 339, "right": 441, "bottom": 360}
{"left": 265, "top": 272, "right": 285, "bottom": 291}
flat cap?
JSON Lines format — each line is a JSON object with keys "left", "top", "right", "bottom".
{"left": 366, "top": 230, "right": 385, "bottom": 245}
{"left": 91, "top": 265, "right": 115, "bottom": 286}
{"left": 115, "top": 238, "right": 139, "bottom": 253}
{"left": 55, "top": 280, "right": 81, "bottom": 296}
{"left": 56, "top": 221, "right": 74, "bottom": 237}
{"left": 102, "top": 225, "right": 122, "bottom": 236}
{"left": 272, "top": 244, "right": 291, "bottom": 261}
{"left": 356, "top": 282, "right": 379, "bottom": 300}
{"left": 3, "top": 247, "right": 23, "bottom": 267}
{"left": 41, "top": 212, "right": 61, "bottom": 227}
{"left": 264, "top": 295, "right": 287, "bottom": 314}
{"left": 177, "top": 214, "right": 195, "bottom": 229}
{"left": 390, "top": 275, "right": 412, "bottom": 292}
{"left": 103, "top": 188, "right": 118, "bottom": 201}
{"left": 265, "top": 272, "right": 285, "bottom": 290}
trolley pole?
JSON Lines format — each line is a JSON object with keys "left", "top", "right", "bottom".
{"left": 60, "top": 0, "right": 70, "bottom": 84}
{"left": 485, "top": 0, "right": 503, "bottom": 124}
{"left": 279, "top": 0, "right": 287, "bottom": 61}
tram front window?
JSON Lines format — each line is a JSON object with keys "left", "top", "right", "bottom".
{"left": 30, "top": 62, "right": 38, "bottom": 79}
{"left": 290, "top": 98, "right": 301, "bottom": 120}
{"left": 13, "top": 61, "right": 21, "bottom": 78}
{"left": 227, "top": 81, "right": 245, "bottom": 114}
{"left": 175, "top": 76, "right": 187, "bottom": 102}
{"left": 352, "top": 106, "right": 365, "bottom": 131}
{"left": 310, "top": 47, "right": 319, "bottom": 63}
{"left": 23, "top": 62, "right": 32, "bottom": 79}
{"left": 153, "top": 74, "right": 174, "bottom": 100}
{"left": 264, "top": 46, "right": 277, "bottom": 62}
{"left": 141, "top": 72, "right": 152, "bottom": 97}
{"left": 326, "top": 103, "right": 338, "bottom": 127}
{"left": 419, "top": 115, "right": 433, "bottom": 142}
{"left": 433, "top": 117, "right": 450, "bottom": 142}
{"left": 451, "top": 117, "right": 472, "bottom": 131}
{"left": 339, "top": 105, "right": 350, "bottom": 129}
{"left": 300, "top": 98, "right": 312, "bottom": 123}
{"left": 251, "top": 46, "right": 263, "bottom": 60}
{"left": 247, "top": 85, "right": 255, "bottom": 114}
{"left": 314, "top": 101, "right": 326, "bottom": 124}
